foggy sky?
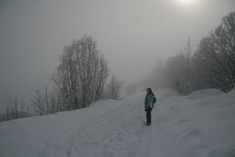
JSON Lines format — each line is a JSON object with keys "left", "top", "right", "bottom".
{"left": 0, "top": 0, "right": 235, "bottom": 103}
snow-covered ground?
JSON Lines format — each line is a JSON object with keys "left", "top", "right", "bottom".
{"left": 0, "top": 88, "right": 235, "bottom": 157}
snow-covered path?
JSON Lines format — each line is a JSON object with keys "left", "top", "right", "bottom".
{"left": 32, "top": 91, "right": 171, "bottom": 157}
{"left": 0, "top": 89, "right": 235, "bottom": 157}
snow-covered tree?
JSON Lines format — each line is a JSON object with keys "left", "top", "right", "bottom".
{"left": 183, "top": 37, "right": 194, "bottom": 93}
{"left": 166, "top": 12, "right": 235, "bottom": 94}
{"left": 165, "top": 51, "right": 189, "bottom": 94}
{"left": 193, "top": 12, "right": 235, "bottom": 92}
{"left": 31, "top": 89, "right": 45, "bottom": 116}
{"left": 51, "top": 35, "right": 109, "bottom": 109}
{"left": 105, "top": 75, "right": 124, "bottom": 100}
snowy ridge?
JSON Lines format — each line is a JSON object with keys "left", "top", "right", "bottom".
{"left": 0, "top": 89, "right": 235, "bottom": 157}
{"left": 185, "top": 89, "right": 224, "bottom": 100}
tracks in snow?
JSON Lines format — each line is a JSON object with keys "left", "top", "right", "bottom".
{"left": 33, "top": 96, "right": 170, "bottom": 157}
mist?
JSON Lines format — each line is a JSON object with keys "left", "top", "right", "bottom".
{"left": 0, "top": 0, "right": 235, "bottom": 105}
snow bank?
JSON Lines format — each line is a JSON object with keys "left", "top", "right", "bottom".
{"left": 155, "top": 89, "right": 235, "bottom": 157}
{"left": 0, "top": 99, "right": 123, "bottom": 157}
{"left": 185, "top": 89, "right": 224, "bottom": 100}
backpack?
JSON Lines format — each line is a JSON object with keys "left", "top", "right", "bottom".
{"left": 151, "top": 97, "right": 157, "bottom": 108}
{"left": 152, "top": 97, "right": 157, "bottom": 103}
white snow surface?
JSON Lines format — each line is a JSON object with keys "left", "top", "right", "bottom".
{"left": 0, "top": 89, "right": 235, "bottom": 157}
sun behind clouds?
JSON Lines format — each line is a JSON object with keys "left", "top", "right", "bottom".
{"left": 178, "top": 0, "right": 194, "bottom": 3}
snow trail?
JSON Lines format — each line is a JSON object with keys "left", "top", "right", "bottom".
{"left": 32, "top": 92, "right": 170, "bottom": 157}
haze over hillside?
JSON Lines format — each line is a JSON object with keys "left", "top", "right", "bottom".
{"left": 0, "top": 0, "right": 235, "bottom": 104}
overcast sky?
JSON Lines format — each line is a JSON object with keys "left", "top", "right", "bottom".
{"left": 0, "top": 0, "right": 235, "bottom": 102}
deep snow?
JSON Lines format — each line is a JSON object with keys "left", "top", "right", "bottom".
{"left": 0, "top": 88, "right": 234, "bottom": 157}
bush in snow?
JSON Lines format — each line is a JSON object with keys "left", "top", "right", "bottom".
{"left": 31, "top": 86, "right": 63, "bottom": 116}
{"left": 0, "top": 96, "right": 31, "bottom": 122}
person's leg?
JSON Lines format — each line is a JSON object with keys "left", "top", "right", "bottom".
{"left": 146, "top": 109, "right": 148, "bottom": 122}
{"left": 147, "top": 108, "right": 151, "bottom": 123}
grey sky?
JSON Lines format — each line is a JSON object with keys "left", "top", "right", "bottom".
{"left": 0, "top": 0, "right": 235, "bottom": 103}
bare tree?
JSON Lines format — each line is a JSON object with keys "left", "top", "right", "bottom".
{"left": 31, "top": 86, "right": 64, "bottom": 116}
{"left": 184, "top": 36, "right": 194, "bottom": 92}
{"left": 51, "top": 35, "right": 109, "bottom": 109}
{"left": 165, "top": 51, "right": 189, "bottom": 94}
{"left": 31, "top": 90, "right": 44, "bottom": 116}
{"left": 105, "top": 75, "right": 124, "bottom": 100}
{"left": 0, "top": 96, "right": 30, "bottom": 122}
{"left": 210, "top": 12, "right": 235, "bottom": 90}
{"left": 166, "top": 12, "right": 235, "bottom": 94}
{"left": 193, "top": 12, "right": 235, "bottom": 92}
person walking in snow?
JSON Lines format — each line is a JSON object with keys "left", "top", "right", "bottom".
{"left": 144, "top": 88, "right": 155, "bottom": 126}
